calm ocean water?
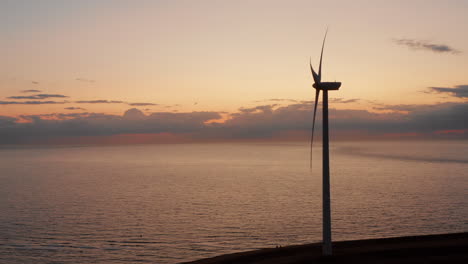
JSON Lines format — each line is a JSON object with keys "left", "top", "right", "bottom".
{"left": 0, "top": 141, "right": 467, "bottom": 263}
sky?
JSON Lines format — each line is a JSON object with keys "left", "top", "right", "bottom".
{"left": 1, "top": 0, "right": 468, "bottom": 144}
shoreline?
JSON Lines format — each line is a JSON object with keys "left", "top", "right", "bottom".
{"left": 182, "top": 232, "right": 468, "bottom": 264}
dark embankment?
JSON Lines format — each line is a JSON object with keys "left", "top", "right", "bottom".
{"left": 182, "top": 232, "right": 468, "bottom": 264}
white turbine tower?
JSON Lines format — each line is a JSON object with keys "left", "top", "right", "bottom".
{"left": 309, "top": 29, "right": 341, "bottom": 256}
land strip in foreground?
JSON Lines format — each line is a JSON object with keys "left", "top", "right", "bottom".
{"left": 183, "top": 232, "right": 468, "bottom": 264}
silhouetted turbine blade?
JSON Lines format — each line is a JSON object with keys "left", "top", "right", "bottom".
{"left": 318, "top": 28, "right": 328, "bottom": 82}
{"left": 310, "top": 57, "right": 319, "bottom": 84}
{"left": 310, "top": 89, "right": 320, "bottom": 170}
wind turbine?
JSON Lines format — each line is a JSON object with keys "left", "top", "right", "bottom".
{"left": 309, "top": 29, "right": 341, "bottom": 256}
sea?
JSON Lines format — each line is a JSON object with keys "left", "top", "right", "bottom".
{"left": 0, "top": 141, "right": 467, "bottom": 263}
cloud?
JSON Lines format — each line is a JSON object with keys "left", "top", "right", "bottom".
{"left": 238, "top": 104, "right": 278, "bottom": 114}
{"left": 1, "top": 101, "right": 467, "bottom": 144}
{"left": 37, "top": 94, "right": 68, "bottom": 98}
{"left": 163, "top": 104, "right": 181, "bottom": 108}
{"left": 8, "top": 96, "right": 159, "bottom": 107}
{"left": 330, "top": 98, "right": 360, "bottom": 104}
{"left": 75, "top": 100, "right": 124, "bottom": 104}
{"left": 20, "top": 89, "right": 41, "bottom": 93}
{"left": 8, "top": 94, "right": 68, "bottom": 100}
{"left": 32, "top": 81, "right": 39, "bottom": 85}
{"left": 217, "top": 101, "right": 468, "bottom": 140}
{"left": 20, "top": 112, "right": 91, "bottom": 120}
{"left": 76, "top": 78, "right": 95, "bottom": 83}
{"left": 128, "top": 102, "right": 158, "bottom": 106}
{"left": 427, "top": 85, "right": 468, "bottom": 98}
{"left": 123, "top": 108, "right": 146, "bottom": 120}
{"left": 393, "top": 38, "right": 461, "bottom": 54}
{"left": 8, "top": 96, "right": 42, "bottom": 100}
{"left": 65, "top": 107, "right": 86, "bottom": 110}
{"left": 372, "top": 104, "right": 437, "bottom": 112}
{"left": 0, "top": 100, "right": 68, "bottom": 105}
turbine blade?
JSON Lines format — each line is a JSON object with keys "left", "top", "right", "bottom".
{"left": 310, "top": 57, "right": 319, "bottom": 84}
{"left": 310, "top": 89, "right": 320, "bottom": 170}
{"left": 318, "top": 28, "right": 328, "bottom": 82}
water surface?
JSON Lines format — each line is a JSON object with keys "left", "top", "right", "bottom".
{"left": 1, "top": 141, "right": 467, "bottom": 263}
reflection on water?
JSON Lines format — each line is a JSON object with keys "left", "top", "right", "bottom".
{"left": 0, "top": 141, "right": 467, "bottom": 263}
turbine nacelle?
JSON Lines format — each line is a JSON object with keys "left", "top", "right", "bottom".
{"left": 313, "top": 82, "right": 341, "bottom": 91}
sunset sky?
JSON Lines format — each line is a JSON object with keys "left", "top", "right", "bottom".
{"left": 1, "top": 0, "right": 467, "bottom": 144}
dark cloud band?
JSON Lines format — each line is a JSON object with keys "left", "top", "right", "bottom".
{"left": 8, "top": 94, "right": 68, "bottom": 100}
{"left": 21, "top": 89, "right": 41, "bottom": 93}
{"left": 1, "top": 100, "right": 467, "bottom": 144}
{"left": 0, "top": 100, "right": 68, "bottom": 105}
{"left": 65, "top": 107, "right": 86, "bottom": 110}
